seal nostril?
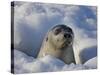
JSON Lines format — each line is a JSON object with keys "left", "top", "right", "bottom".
{"left": 64, "top": 34, "right": 67, "bottom": 38}
{"left": 68, "top": 34, "right": 71, "bottom": 38}
{"left": 64, "top": 34, "right": 71, "bottom": 38}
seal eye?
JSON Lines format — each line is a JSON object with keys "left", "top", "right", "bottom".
{"left": 54, "top": 28, "right": 62, "bottom": 35}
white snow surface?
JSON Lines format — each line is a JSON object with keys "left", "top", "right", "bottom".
{"left": 14, "top": 50, "right": 97, "bottom": 73}
{"left": 12, "top": 2, "right": 97, "bottom": 73}
{"left": 84, "top": 57, "right": 97, "bottom": 69}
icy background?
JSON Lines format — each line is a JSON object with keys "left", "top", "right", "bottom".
{"left": 12, "top": 2, "right": 97, "bottom": 73}
{"left": 14, "top": 49, "right": 97, "bottom": 73}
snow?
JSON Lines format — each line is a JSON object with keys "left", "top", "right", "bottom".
{"left": 14, "top": 50, "right": 97, "bottom": 73}
{"left": 12, "top": 2, "right": 97, "bottom": 73}
{"left": 84, "top": 57, "right": 97, "bottom": 69}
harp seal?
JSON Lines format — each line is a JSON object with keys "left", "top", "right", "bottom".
{"left": 38, "top": 24, "right": 76, "bottom": 64}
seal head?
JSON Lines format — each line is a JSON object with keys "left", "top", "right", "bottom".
{"left": 49, "top": 25, "right": 74, "bottom": 49}
{"left": 38, "top": 24, "right": 75, "bottom": 64}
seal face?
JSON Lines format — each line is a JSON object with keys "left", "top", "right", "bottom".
{"left": 50, "top": 25, "right": 74, "bottom": 49}
{"left": 38, "top": 24, "right": 76, "bottom": 64}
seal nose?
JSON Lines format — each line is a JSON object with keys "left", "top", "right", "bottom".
{"left": 64, "top": 33, "right": 71, "bottom": 38}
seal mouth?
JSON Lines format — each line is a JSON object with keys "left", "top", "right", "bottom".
{"left": 56, "top": 33, "right": 72, "bottom": 48}
{"left": 61, "top": 35, "right": 72, "bottom": 48}
{"left": 62, "top": 40, "right": 71, "bottom": 47}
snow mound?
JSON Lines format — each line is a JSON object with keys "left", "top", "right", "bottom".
{"left": 84, "top": 57, "right": 97, "bottom": 69}
{"left": 14, "top": 50, "right": 97, "bottom": 74}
